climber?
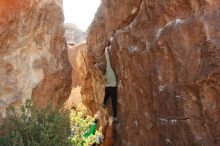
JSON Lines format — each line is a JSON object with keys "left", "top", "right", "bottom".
{"left": 102, "top": 42, "right": 118, "bottom": 122}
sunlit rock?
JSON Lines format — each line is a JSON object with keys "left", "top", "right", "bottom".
{"left": 0, "top": 0, "right": 71, "bottom": 125}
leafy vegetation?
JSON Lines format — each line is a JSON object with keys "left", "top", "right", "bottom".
{"left": 0, "top": 100, "right": 101, "bottom": 146}
{"left": 69, "top": 110, "right": 102, "bottom": 146}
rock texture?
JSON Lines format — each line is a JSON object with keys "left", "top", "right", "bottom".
{"left": 0, "top": 0, "right": 71, "bottom": 121}
{"left": 64, "top": 42, "right": 86, "bottom": 110}
{"left": 64, "top": 23, "right": 85, "bottom": 45}
{"left": 82, "top": 0, "right": 220, "bottom": 145}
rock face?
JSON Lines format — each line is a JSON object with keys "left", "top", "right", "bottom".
{"left": 82, "top": 0, "right": 220, "bottom": 145}
{"left": 64, "top": 43, "right": 86, "bottom": 110}
{"left": 0, "top": 0, "right": 71, "bottom": 121}
{"left": 64, "top": 23, "right": 85, "bottom": 45}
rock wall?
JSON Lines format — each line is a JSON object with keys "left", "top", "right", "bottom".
{"left": 0, "top": 0, "right": 71, "bottom": 121}
{"left": 64, "top": 42, "right": 86, "bottom": 110}
{"left": 83, "top": 0, "right": 220, "bottom": 145}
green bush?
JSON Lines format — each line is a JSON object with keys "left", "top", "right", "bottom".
{"left": 0, "top": 100, "right": 71, "bottom": 146}
{"left": 0, "top": 100, "right": 101, "bottom": 146}
{"left": 69, "top": 110, "right": 102, "bottom": 146}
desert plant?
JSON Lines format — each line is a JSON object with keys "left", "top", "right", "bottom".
{"left": 69, "top": 110, "right": 102, "bottom": 146}
{"left": 0, "top": 100, "right": 102, "bottom": 146}
{"left": 0, "top": 100, "right": 71, "bottom": 146}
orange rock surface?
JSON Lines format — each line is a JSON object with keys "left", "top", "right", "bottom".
{"left": 82, "top": 0, "right": 220, "bottom": 145}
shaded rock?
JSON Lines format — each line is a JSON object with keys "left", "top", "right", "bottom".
{"left": 64, "top": 42, "right": 86, "bottom": 110}
{"left": 81, "top": 0, "right": 220, "bottom": 146}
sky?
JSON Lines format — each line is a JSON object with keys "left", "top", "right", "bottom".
{"left": 63, "top": 0, "right": 101, "bottom": 31}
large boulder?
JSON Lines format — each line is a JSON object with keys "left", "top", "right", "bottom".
{"left": 0, "top": 0, "right": 71, "bottom": 121}
{"left": 82, "top": 0, "right": 220, "bottom": 145}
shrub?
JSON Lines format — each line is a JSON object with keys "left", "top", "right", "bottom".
{"left": 69, "top": 110, "right": 102, "bottom": 146}
{"left": 0, "top": 100, "right": 101, "bottom": 146}
{"left": 0, "top": 100, "right": 71, "bottom": 146}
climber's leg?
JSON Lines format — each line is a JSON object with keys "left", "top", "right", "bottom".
{"left": 110, "top": 87, "right": 117, "bottom": 118}
{"left": 103, "top": 87, "right": 110, "bottom": 107}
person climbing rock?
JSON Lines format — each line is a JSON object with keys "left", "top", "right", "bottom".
{"left": 102, "top": 42, "right": 118, "bottom": 123}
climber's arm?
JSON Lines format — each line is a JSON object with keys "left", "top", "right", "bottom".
{"left": 105, "top": 46, "right": 111, "bottom": 67}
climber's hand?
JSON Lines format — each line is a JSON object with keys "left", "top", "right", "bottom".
{"left": 105, "top": 46, "right": 110, "bottom": 53}
{"left": 105, "top": 47, "right": 108, "bottom": 53}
